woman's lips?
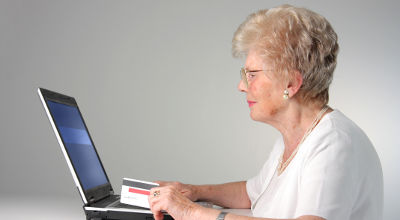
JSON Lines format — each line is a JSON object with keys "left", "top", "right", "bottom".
{"left": 247, "top": 100, "right": 256, "bottom": 107}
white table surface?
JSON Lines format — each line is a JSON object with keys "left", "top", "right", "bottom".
{"left": 0, "top": 194, "right": 253, "bottom": 219}
{"left": 0, "top": 195, "right": 86, "bottom": 220}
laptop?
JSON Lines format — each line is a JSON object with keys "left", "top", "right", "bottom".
{"left": 38, "top": 88, "right": 173, "bottom": 220}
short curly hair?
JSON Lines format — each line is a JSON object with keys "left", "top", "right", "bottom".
{"left": 232, "top": 4, "right": 339, "bottom": 106}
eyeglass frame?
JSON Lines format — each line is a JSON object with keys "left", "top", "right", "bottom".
{"left": 240, "top": 67, "right": 274, "bottom": 87}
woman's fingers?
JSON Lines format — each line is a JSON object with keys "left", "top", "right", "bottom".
{"left": 149, "top": 185, "right": 196, "bottom": 220}
{"left": 154, "top": 181, "right": 197, "bottom": 201}
{"left": 154, "top": 180, "right": 166, "bottom": 186}
{"left": 153, "top": 211, "right": 164, "bottom": 220}
{"left": 149, "top": 187, "right": 164, "bottom": 220}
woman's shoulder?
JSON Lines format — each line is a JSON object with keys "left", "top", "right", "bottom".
{"left": 303, "top": 109, "right": 380, "bottom": 169}
{"left": 312, "top": 109, "right": 371, "bottom": 146}
{"left": 301, "top": 109, "right": 383, "bottom": 190}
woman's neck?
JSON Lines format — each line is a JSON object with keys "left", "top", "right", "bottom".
{"left": 271, "top": 102, "right": 331, "bottom": 162}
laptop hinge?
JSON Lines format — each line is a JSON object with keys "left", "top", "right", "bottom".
{"left": 89, "top": 197, "right": 96, "bottom": 204}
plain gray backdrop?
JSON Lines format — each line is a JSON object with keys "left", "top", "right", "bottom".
{"left": 1, "top": 0, "right": 399, "bottom": 219}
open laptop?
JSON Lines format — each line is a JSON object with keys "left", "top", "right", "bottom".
{"left": 38, "top": 88, "right": 173, "bottom": 220}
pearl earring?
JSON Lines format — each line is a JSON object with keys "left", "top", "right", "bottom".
{"left": 283, "top": 89, "right": 289, "bottom": 99}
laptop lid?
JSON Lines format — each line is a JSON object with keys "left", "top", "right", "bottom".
{"left": 38, "top": 88, "right": 113, "bottom": 205}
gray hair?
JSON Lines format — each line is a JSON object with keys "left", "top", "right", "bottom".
{"left": 232, "top": 4, "right": 339, "bottom": 106}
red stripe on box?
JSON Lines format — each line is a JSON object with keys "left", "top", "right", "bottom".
{"left": 129, "top": 187, "right": 150, "bottom": 196}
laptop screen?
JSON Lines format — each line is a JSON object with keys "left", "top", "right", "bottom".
{"left": 46, "top": 100, "right": 108, "bottom": 191}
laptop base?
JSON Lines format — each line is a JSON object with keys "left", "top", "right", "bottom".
{"left": 84, "top": 206, "right": 174, "bottom": 220}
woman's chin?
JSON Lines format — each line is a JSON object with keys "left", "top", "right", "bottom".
{"left": 250, "top": 111, "right": 262, "bottom": 122}
{"left": 250, "top": 109, "right": 273, "bottom": 123}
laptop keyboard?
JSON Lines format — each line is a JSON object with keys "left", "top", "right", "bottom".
{"left": 107, "top": 196, "right": 148, "bottom": 210}
{"left": 110, "top": 202, "right": 146, "bottom": 209}
{"left": 91, "top": 195, "right": 149, "bottom": 210}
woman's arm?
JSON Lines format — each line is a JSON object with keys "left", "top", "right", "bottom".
{"left": 156, "top": 181, "right": 251, "bottom": 209}
{"left": 148, "top": 185, "right": 325, "bottom": 220}
{"left": 194, "top": 181, "right": 251, "bottom": 208}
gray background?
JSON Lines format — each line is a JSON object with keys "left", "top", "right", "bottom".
{"left": 1, "top": 0, "right": 399, "bottom": 219}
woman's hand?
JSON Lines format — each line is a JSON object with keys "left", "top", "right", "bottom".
{"left": 155, "top": 181, "right": 198, "bottom": 202}
{"left": 148, "top": 184, "right": 200, "bottom": 220}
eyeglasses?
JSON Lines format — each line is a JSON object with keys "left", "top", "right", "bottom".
{"left": 240, "top": 67, "right": 273, "bottom": 87}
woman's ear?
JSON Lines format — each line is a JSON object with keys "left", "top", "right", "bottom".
{"left": 286, "top": 70, "right": 303, "bottom": 98}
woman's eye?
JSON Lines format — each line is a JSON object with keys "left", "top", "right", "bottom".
{"left": 248, "top": 73, "right": 256, "bottom": 79}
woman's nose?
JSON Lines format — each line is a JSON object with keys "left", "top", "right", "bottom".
{"left": 238, "top": 79, "right": 247, "bottom": 93}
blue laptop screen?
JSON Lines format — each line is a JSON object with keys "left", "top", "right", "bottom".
{"left": 46, "top": 100, "right": 108, "bottom": 190}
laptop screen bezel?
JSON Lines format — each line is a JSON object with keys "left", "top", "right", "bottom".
{"left": 38, "top": 88, "right": 113, "bottom": 205}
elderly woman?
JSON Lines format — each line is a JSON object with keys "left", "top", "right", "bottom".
{"left": 148, "top": 5, "right": 383, "bottom": 220}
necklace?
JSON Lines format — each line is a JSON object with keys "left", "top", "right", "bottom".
{"left": 277, "top": 105, "right": 330, "bottom": 175}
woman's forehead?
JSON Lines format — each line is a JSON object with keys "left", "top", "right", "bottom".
{"left": 245, "top": 49, "right": 272, "bottom": 69}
